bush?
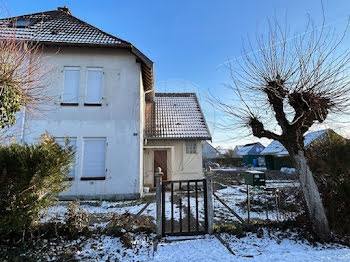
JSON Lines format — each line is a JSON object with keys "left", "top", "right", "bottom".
{"left": 307, "top": 131, "right": 350, "bottom": 236}
{"left": 65, "top": 201, "right": 90, "bottom": 239}
{"left": 0, "top": 133, "right": 74, "bottom": 244}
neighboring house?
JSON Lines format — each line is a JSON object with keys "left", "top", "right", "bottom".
{"left": 233, "top": 142, "right": 265, "bottom": 165}
{"left": 217, "top": 148, "right": 231, "bottom": 158}
{"left": 202, "top": 141, "right": 220, "bottom": 160}
{"left": 261, "top": 129, "right": 333, "bottom": 170}
{"left": 3, "top": 7, "right": 211, "bottom": 199}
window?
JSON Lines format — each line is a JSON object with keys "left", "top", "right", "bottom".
{"left": 81, "top": 138, "right": 106, "bottom": 180}
{"left": 186, "top": 142, "right": 197, "bottom": 154}
{"left": 85, "top": 68, "right": 103, "bottom": 105}
{"left": 62, "top": 67, "right": 80, "bottom": 105}
{"left": 55, "top": 137, "right": 77, "bottom": 179}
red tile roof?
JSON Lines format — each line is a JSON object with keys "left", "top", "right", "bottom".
{"left": 145, "top": 93, "right": 211, "bottom": 140}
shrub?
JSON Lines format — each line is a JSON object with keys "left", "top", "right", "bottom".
{"left": 65, "top": 201, "right": 90, "bottom": 239}
{"left": 0, "top": 133, "right": 74, "bottom": 244}
{"left": 307, "top": 131, "right": 350, "bottom": 236}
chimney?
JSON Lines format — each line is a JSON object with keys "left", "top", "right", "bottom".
{"left": 57, "top": 6, "right": 71, "bottom": 15}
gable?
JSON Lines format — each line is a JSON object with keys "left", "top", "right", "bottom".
{"left": 0, "top": 7, "right": 154, "bottom": 96}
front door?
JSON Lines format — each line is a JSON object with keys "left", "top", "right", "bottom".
{"left": 154, "top": 150, "right": 167, "bottom": 186}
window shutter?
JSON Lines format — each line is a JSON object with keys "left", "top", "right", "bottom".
{"left": 82, "top": 138, "right": 106, "bottom": 178}
{"left": 55, "top": 137, "right": 77, "bottom": 179}
{"left": 63, "top": 67, "right": 80, "bottom": 103}
{"left": 86, "top": 69, "right": 103, "bottom": 104}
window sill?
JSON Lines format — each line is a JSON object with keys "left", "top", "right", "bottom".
{"left": 84, "top": 103, "right": 102, "bottom": 106}
{"left": 61, "top": 103, "right": 79, "bottom": 106}
{"left": 81, "top": 177, "right": 105, "bottom": 181}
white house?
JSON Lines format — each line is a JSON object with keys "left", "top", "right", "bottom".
{"left": 2, "top": 7, "right": 211, "bottom": 200}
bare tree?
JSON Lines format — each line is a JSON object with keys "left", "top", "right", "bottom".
{"left": 0, "top": 17, "right": 51, "bottom": 143}
{"left": 215, "top": 14, "right": 350, "bottom": 240}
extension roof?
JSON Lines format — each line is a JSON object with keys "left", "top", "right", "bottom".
{"left": 145, "top": 93, "right": 211, "bottom": 140}
{"left": 0, "top": 7, "right": 154, "bottom": 95}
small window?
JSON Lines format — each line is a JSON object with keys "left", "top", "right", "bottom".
{"left": 85, "top": 68, "right": 103, "bottom": 105}
{"left": 82, "top": 138, "right": 106, "bottom": 180}
{"left": 62, "top": 67, "right": 80, "bottom": 105}
{"left": 186, "top": 142, "right": 197, "bottom": 154}
{"left": 55, "top": 137, "right": 77, "bottom": 179}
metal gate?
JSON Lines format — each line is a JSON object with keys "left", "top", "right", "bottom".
{"left": 161, "top": 179, "right": 208, "bottom": 236}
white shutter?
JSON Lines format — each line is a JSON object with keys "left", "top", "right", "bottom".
{"left": 63, "top": 67, "right": 80, "bottom": 103}
{"left": 86, "top": 68, "right": 103, "bottom": 104}
{"left": 82, "top": 138, "right": 106, "bottom": 178}
{"left": 55, "top": 137, "right": 77, "bottom": 179}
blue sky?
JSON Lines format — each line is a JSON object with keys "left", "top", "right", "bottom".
{"left": 4, "top": 0, "right": 350, "bottom": 148}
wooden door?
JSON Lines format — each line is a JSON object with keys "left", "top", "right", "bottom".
{"left": 154, "top": 150, "right": 167, "bottom": 186}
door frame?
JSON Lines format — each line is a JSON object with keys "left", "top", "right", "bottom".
{"left": 144, "top": 146, "right": 174, "bottom": 186}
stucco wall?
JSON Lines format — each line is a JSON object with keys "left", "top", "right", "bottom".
{"left": 23, "top": 47, "right": 144, "bottom": 200}
{"left": 143, "top": 140, "right": 203, "bottom": 188}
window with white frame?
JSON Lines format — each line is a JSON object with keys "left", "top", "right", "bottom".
{"left": 85, "top": 68, "right": 103, "bottom": 105}
{"left": 186, "top": 141, "right": 197, "bottom": 154}
{"left": 62, "top": 67, "right": 80, "bottom": 104}
{"left": 82, "top": 138, "right": 106, "bottom": 179}
{"left": 55, "top": 137, "right": 77, "bottom": 179}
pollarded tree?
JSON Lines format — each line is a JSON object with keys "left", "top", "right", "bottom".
{"left": 216, "top": 16, "right": 350, "bottom": 240}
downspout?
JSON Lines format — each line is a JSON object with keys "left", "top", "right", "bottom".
{"left": 20, "top": 106, "right": 26, "bottom": 144}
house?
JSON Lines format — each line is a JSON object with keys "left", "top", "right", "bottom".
{"left": 261, "top": 129, "right": 332, "bottom": 170}
{"left": 2, "top": 7, "right": 211, "bottom": 199}
{"left": 143, "top": 93, "right": 211, "bottom": 188}
{"left": 216, "top": 148, "right": 231, "bottom": 158}
{"left": 233, "top": 142, "right": 265, "bottom": 166}
{"left": 202, "top": 141, "right": 220, "bottom": 160}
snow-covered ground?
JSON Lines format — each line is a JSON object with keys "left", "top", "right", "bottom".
{"left": 55, "top": 232, "right": 350, "bottom": 262}
{"left": 213, "top": 180, "right": 301, "bottom": 222}
{"left": 37, "top": 182, "right": 350, "bottom": 262}
{"left": 41, "top": 179, "right": 301, "bottom": 227}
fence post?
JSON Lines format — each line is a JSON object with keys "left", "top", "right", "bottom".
{"left": 155, "top": 167, "right": 163, "bottom": 237}
{"left": 205, "top": 171, "right": 214, "bottom": 234}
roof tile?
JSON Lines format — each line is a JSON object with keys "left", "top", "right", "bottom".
{"left": 145, "top": 93, "right": 211, "bottom": 140}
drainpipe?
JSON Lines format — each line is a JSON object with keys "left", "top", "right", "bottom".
{"left": 20, "top": 106, "right": 26, "bottom": 144}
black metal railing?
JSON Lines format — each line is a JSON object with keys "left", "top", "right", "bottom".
{"left": 161, "top": 179, "right": 208, "bottom": 236}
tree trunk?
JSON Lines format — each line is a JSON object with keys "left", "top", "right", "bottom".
{"left": 293, "top": 150, "right": 330, "bottom": 241}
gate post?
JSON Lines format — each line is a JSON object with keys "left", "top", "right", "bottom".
{"left": 155, "top": 167, "right": 163, "bottom": 237}
{"left": 205, "top": 170, "right": 214, "bottom": 234}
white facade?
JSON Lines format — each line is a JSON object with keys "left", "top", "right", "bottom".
{"left": 22, "top": 47, "right": 145, "bottom": 200}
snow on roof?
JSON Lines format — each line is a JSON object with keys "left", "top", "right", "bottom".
{"left": 237, "top": 144, "right": 255, "bottom": 155}
{"left": 235, "top": 142, "right": 264, "bottom": 156}
{"left": 145, "top": 93, "right": 211, "bottom": 140}
{"left": 218, "top": 149, "right": 230, "bottom": 155}
{"left": 261, "top": 130, "right": 327, "bottom": 156}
